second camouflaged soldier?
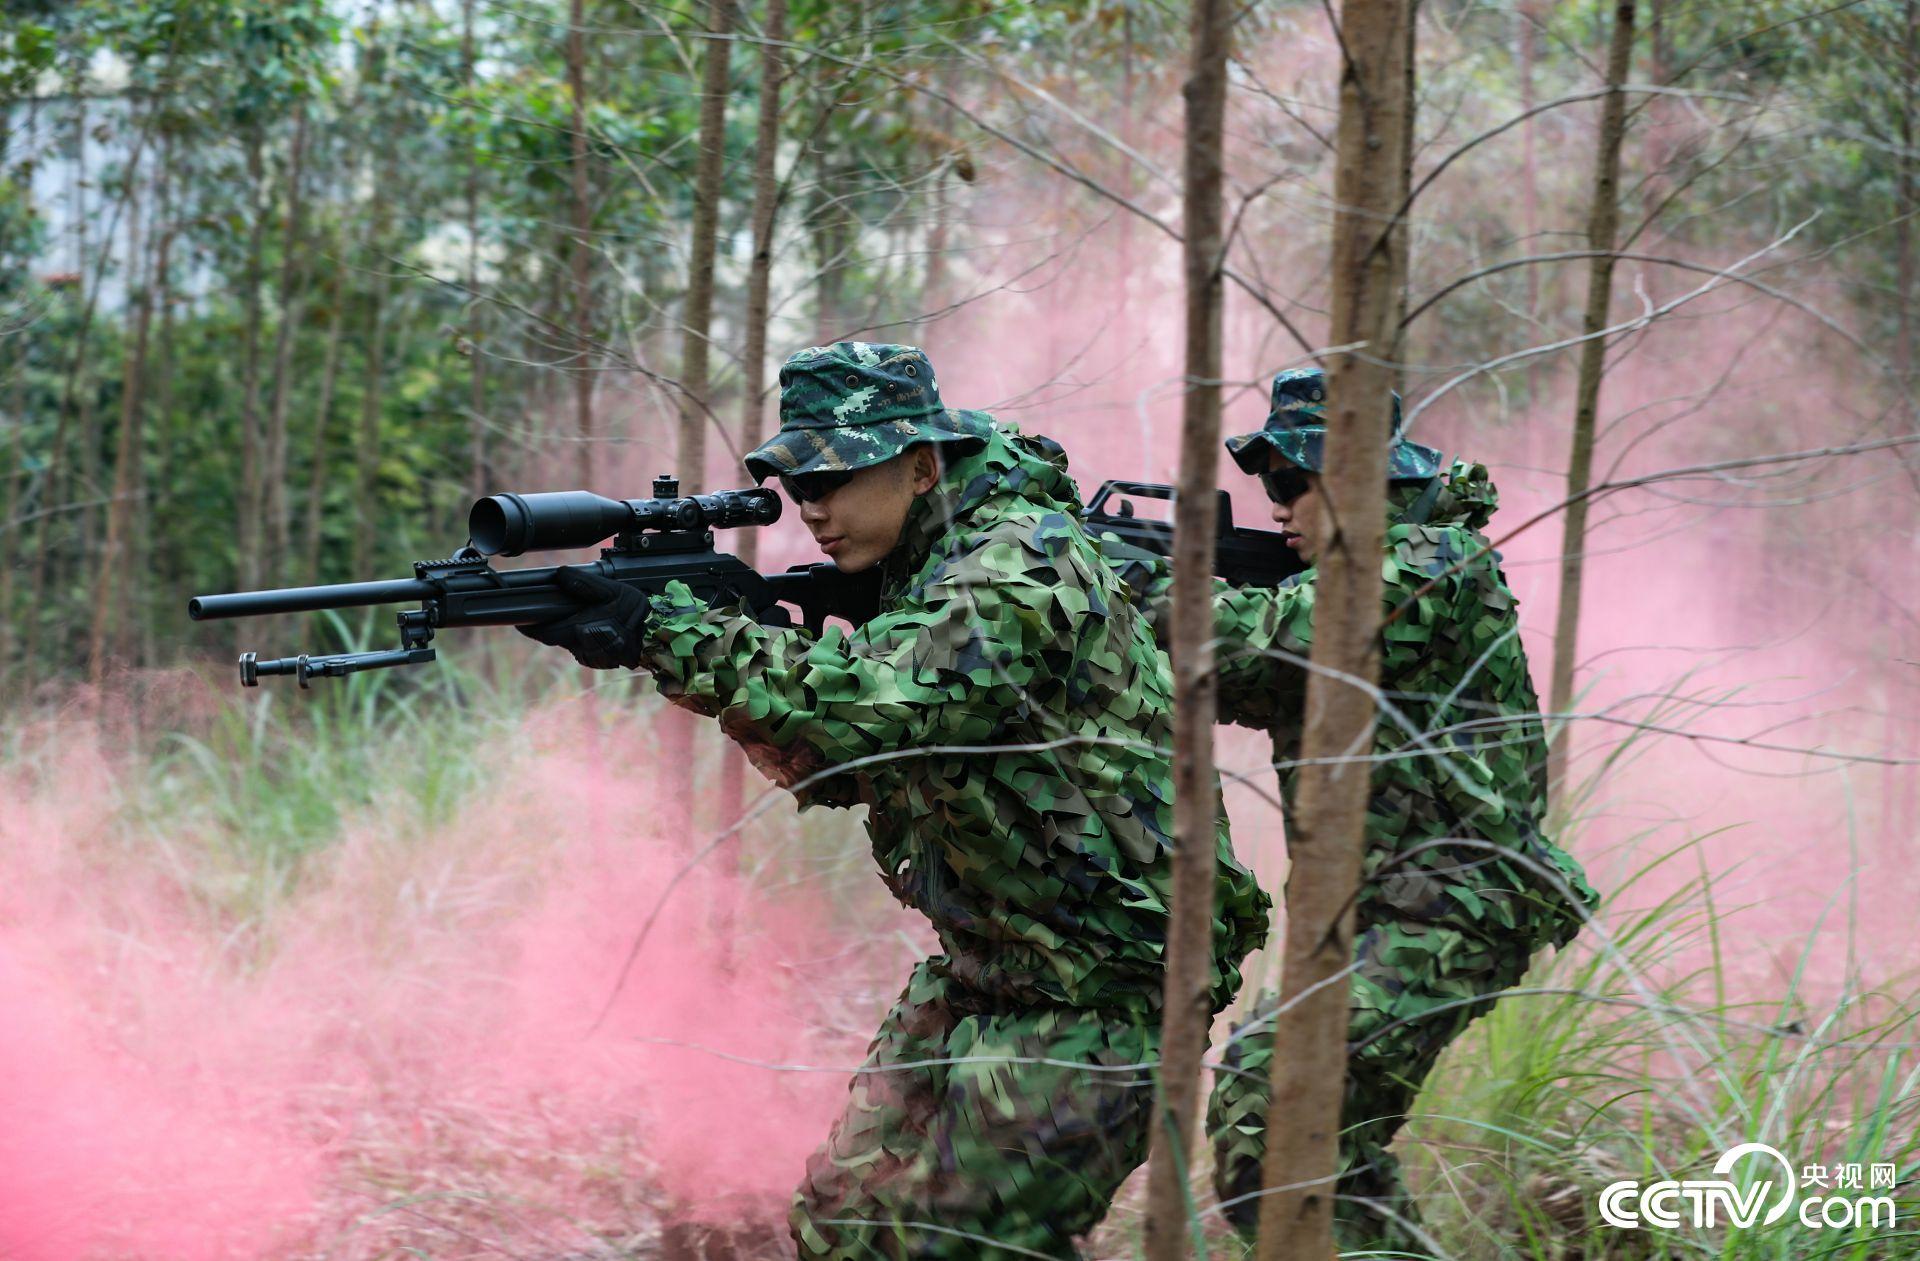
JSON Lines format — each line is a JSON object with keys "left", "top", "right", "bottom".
{"left": 520, "top": 342, "right": 1270, "bottom": 1259}
{"left": 1180, "top": 369, "right": 1601, "bottom": 1249}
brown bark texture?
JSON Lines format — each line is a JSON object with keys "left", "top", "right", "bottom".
{"left": 236, "top": 131, "right": 270, "bottom": 588}
{"left": 465, "top": 0, "right": 488, "bottom": 503}
{"left": 1140, "top": 1, "right": 1230, "bottom": 1256}
{"left": 88, "top": 137, "right": 170, "bottom": 681}
{"left": 716, "top": 0, "right": 787, "bottom": 837}
{"left": 1545, "top": 0, "right": 1637, "bottom": 801}
{"left": 352, "top": 191, "right": 391, "bottom": 578}
{"left": 264, "top": 103, "right": 311, "bottom": 579}
{"left": 678, "top": 0, "right": 736, "bottom": 495}
{"left": 568, "top": 0, "right": 595, "bottom": 489}
{"left": 733, "top": 0, "right": 786, "bottom": 572}
{"left": 303, "top": 258, "right": 349, "bottom": 585}
{"left": 1253, "top": 2, "right": 1412, "bottom": 1256}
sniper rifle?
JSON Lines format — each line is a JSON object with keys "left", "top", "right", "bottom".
{"left": 188, "top": 475, "right": 883, "bottom": 688}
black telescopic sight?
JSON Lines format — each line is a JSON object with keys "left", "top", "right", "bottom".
{"left": 467, "top": 485, "right": 782, "bottom": 556}
{"left": 468, "top": 491, "right": 643, "bottom": 556}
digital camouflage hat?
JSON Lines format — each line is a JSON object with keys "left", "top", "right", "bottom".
{"left": 1224, "top": 366, "right": 1443, "bottom": 481}
{"left": 742, "top": 341, "right": 993, "bottom": 483}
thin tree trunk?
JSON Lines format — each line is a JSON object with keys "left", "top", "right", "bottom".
{"left": 1649, "top": 0, "right": 1668, "bottom": 82}
{"left": 34, "top": 85, "right": 153, "bottom": 671}
{"left": 264, "top": 103, "right": 310, "bottom": 582}
{"left": 1391, "top": 1, "right": 1420, "bottom": 397}
{"left": 1897, "top": 0, "right": 1915, "bottom": 386}
{"left": 141, "top": 142, "right": 175, "bottom": 675}
{"left": 303, "top": 263, "right": 348, "bottom": 585}
{"left": 465, "top": 0, "right": 488, "bottom": 502}
{"left": 1141, "top": 3, "right": 1230, "bottom": 1256}
{"left": 1545, "top": 1, "right": 1637, "bottom": 801}
{"left": 29, "top": 86, "right": 90, "bottom": 671}
{"left": 716, "top": 0, "right": 788, "bottom": 836}
{"left": 1518, "top": 0, "right": 1539, "bottom": 382}
{"left": 1253, "top": 2, "right": 1412, "bottom": 1257}
{"left": 136, "top": 134, "right": 175, "bottom": 672}
{"left": 734, "top": 0, "right": 784, "bottom": 570}
{"left": 236, "top": 130, "right": 271, "bottom": 588}
{"left": 352, "top": 206, "right": 391, "bottom": 578}
{"left": 567, "top": 0, "right": 595, "bottom": 489}
{"left": 88, "top": 146, "right": 161, "bottom": 683}
{"left": 810, "top": 161, "right": 851, "bottom": 339}
{"left": 1891, "top": 0, "right": 1918, "bottom": 846}
{"left": 0, "top": 96, "right": 36, "bottom": 679}
{"left": 679, "top": 0, "right": 736, "bottom": 495}
{"left": 75, "top": 92, "right": 100, "bottom": 579}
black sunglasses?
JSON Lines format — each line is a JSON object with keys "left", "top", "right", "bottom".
{"left": 778, "top": 468, "right": 858, "bottom": 504}
{"left": 1259, "top": 466, "right": 1312, "bottom": 507}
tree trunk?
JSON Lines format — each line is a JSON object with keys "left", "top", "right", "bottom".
{"left": 303, "top": 261, "right": 348, "bottom": 585}
{"left": 733, "top": 0, "right": 786, "bottom": 572}
{"left": 567, "top": 0, "right": 595, "bottom": 489}
{"left": 679, "top": 0, "right": 736, "bottom": 495}
{"left": 137, "top": 133, "right": 175, "bottom": 672}
{"left": 0, "top": 96, "right": 37, "bottom": 679}
{"left": 1897, "top": 0, "right": 1915, "bottom": 386}
{"left": 1518, "top": 0, "right": 1539, "bottom": 365}
{"left": 1545, "top": 1, "right": 1637, "bottom": 802}
{"left": 1391, "top": 1, "right": 1420, "bottom": 397}
{"left": 465, "top": 0, "right": 488, "bottom": 502}
{"left": 236, "top": 129, "right": 271, "bottom": 589}
{"left": 1141, "top": 3, "right": 1230, "bottom": 1257}
{"left": 1891, "top": 0, "right": 1919, "bottom": 847}
{"left": 75, "top": 93, "right": 100, "bottom": 582}
{"left": 352, "top": 203, "right": 391, "bottom": 578}
{"left": 716, "top": 0, "right": 787, "bottom": 838}
{"left": 29, "top": 86, "right": 91, "bottom": 671}
{"left": 86, "top": 140, "right": 151, "bottom": 683}
{"left": 264, "top": 103, "right": 310, "bottom": 582}
{"left": 809, "top": 161, "right": 852, "bottom": 339}
{"left": 1253, "top": 2, "right": 1412, "bottom": 1257}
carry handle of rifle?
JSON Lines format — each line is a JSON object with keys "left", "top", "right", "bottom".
{"left": 1084, "top": 480, "right": 1239, "bottom": 536}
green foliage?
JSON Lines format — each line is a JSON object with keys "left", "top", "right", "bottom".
{"left": 0, "top": 0, "right": 1911, "bottom": 688}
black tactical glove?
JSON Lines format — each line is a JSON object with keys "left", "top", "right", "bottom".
{"left": 517, "top": 565, "right": 653, "bottom": 670}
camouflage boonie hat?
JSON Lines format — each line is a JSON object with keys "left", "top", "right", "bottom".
{"left": 1225, "top": 366, "right": 1442, "bottom": 481}
{"left": 742, "top": 341, "right": 992, "bottom": 483}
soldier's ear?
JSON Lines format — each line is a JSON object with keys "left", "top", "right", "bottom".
{"left": 908, "top": 444, "right": 941, "bottom": 494}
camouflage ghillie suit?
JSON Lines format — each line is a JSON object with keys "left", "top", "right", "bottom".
{"left": 1142, "top": 370, "right": 1598, "bottom": 1249}
{"left": 634, "top": 343, "right": 1271, "bottom": 1259}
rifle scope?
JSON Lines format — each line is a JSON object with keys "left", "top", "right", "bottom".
{"left": 468, "top": 481, "right": 782, "bottom": 557}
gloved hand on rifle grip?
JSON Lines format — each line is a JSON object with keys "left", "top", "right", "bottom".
{"left": 517, "top": 565, "right": 653, "bottom": 670}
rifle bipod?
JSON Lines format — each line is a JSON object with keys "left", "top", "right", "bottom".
{"left": 239, "top": 607, "right": 438, "bottom": 688}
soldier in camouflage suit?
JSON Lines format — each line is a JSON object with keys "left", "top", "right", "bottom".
{"left": 1170, "top": 368, "right": 1600, "bottom": 1250}
{"left": 520, "top": 342, "right": 1270, "bottom": 1259}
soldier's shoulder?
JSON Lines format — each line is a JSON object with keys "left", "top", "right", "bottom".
{"left": 920, "top": 508, "right": 1105, "bottom": 596}
{"left": 1387, "top": 522, "right": 1496, "bottom": 581}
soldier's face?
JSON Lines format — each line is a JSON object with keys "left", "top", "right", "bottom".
{"left": 1263, "top": 452, "right": 1322, "bottom": 561}
{"left": 793, "top": 446, "right": 941, "bottom": 572}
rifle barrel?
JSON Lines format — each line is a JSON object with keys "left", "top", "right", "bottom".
{"left": 188, "top": 577, "right": 435, "bottom": 621}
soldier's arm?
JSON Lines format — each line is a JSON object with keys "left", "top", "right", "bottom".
{"left": 634, "top": 518, "right": 1065, "bottom": 788}
{"left": 1111, "top": 543, "right": 1313, "bottom": 730}
{"left": 1210, "top": 578, "right": 1315, "bottom": 729}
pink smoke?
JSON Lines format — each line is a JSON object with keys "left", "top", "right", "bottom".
{"left": 0, "top": 710, "right": 893, "bottom": 1257}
